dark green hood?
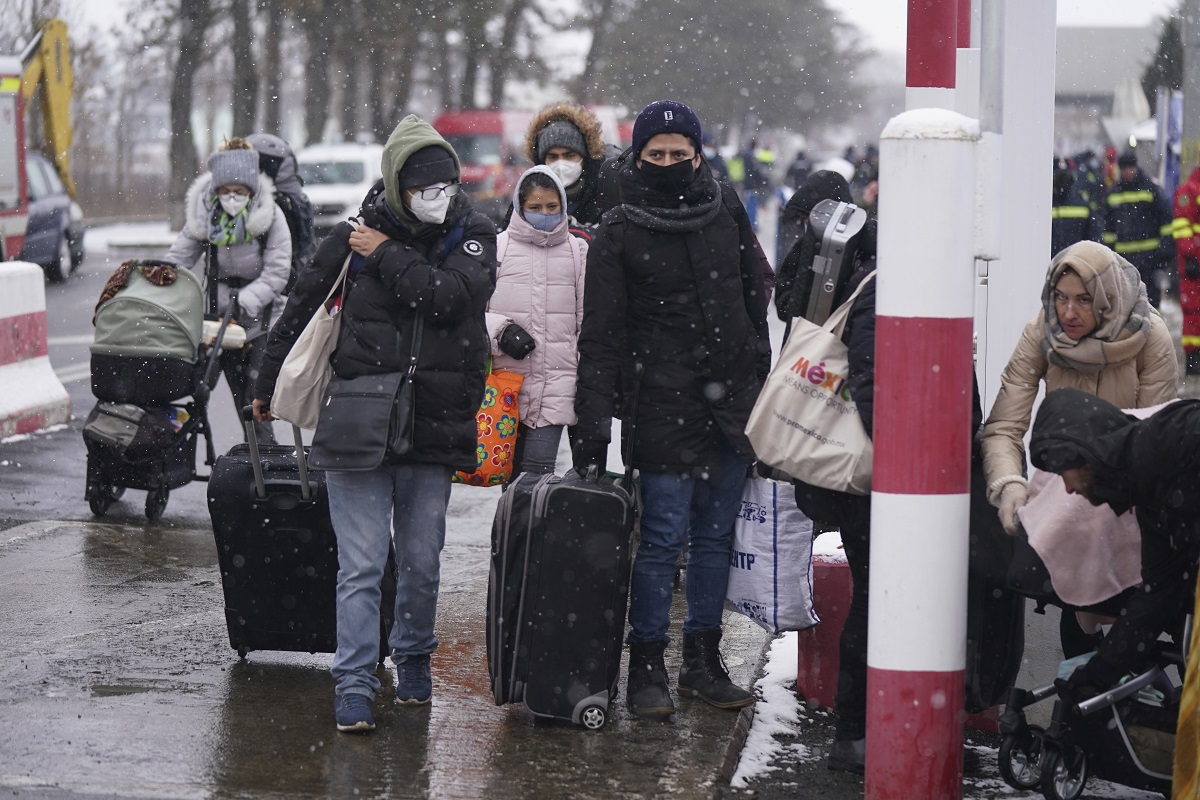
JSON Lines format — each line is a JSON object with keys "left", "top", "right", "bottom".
{"left": 1030, "top": 387, "right": 1139, "bottom": 512}
{"left": 381, "top": 115, "right": 461, "bottom": 222}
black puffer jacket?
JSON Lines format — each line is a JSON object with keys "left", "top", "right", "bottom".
{"left": 1031, "top": 390, "right": 1200, "bottom": 683}
{"left": 574, "top": 159, "right": 772, "bottom": 474}
{"left": 255, "top": 183, "right": 497, "bottom": 470}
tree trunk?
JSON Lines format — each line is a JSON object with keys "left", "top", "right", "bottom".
{"left": 367, "top": 43, "right": 387, "bottom": 144}
{"left": 170, "top": 0, "right": 213, "bottom": 228}
{"left": 576, "top": 0, "right": 618, "bottom": 103}
{"left": 230, "top": 0, "right": 258, "bottom": 135}
{"left": 301, "top": 3, "right": 333, "bottom": 145}
{"left": 261, "top": 0, "right": 283, "bottom": 134}
{"left": 341, "top": 55, "right": 359, "bottom": 142}
{"left": 488, "top": 0, "right": 528, "bottom": 107}
{"left": 460, "top": 36, "right": 479, "bottom": 109}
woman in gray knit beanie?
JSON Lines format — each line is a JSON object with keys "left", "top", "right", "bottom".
{"left": 163, "top": 137, "right": 293, "bottom": 443}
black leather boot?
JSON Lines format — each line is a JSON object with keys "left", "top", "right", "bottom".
{"left": 627, "top": 639, "right": 675, "bottom": 720}
{"left": 677, "top": 629, "right": 754, "bottom": 709}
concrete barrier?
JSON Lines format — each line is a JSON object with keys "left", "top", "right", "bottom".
{"left": 0, "top": 261, "right": 71, "bottom": 438}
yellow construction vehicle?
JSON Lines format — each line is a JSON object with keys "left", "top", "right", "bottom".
{"left": 20, "top": 18, "right": 74, "bottom": 197}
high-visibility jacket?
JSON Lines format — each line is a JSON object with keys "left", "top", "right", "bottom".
{"left": 1172, "top": 166, "right": 1200, "bottom": 347}
{"left": 1103, "top": 170, "right": 1174, "bottom": 266}
{"left": 1051, "top": 183, "right": 1101, "bottom": 258}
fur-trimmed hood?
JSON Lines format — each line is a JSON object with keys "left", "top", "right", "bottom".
{"left": 523, "top": 103, "right": 607, "bottom": 163}
{"left": 183, "top": 172, "right": 279, "bottom": 241}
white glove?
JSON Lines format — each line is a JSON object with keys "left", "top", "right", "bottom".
{"left": 998, "top": 482, "right": 1029, "bottom": 536}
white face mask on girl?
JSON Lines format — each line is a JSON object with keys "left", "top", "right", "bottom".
{"left": 219, "top": 192, "right": 250, "bottom": 216}
{"left": 548, "top": 159, "right": 583, "bottom": 187}
{"left": 408, "top": 190, "right": 451, "bottom": 224}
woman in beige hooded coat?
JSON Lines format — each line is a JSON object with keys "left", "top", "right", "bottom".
{"left": 981, "top": 240, "right": 1177, "bottom": 651}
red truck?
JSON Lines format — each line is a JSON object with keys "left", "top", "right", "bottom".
{"left": 433, "top": 107, "right": 627, "bottom": 223}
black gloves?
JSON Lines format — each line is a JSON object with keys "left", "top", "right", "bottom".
{"left": 499, "top": 323, "right": 536, "bottom": 360}
{"left": 571, "top": 439, "right": 607, "bottom": 477}
{"left": 1186, "top": 257, "right": 1200, "bottom": 280}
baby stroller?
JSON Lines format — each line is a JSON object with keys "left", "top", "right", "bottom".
{"left": 83, "top": 260, "right": 232, "bottom": 520}
{"left": 996, "top": 614, "right": 1190, "bottom": 800}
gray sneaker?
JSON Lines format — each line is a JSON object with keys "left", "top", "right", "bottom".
{"left": 395, "top": 654, "right": 432, "bottom": 705}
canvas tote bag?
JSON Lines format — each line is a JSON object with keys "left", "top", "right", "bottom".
{"left": 271, "top": 255, "right": 351, "bottom": 430}
{"left": 745, "top": 271, "right": 875, "bottom": 495}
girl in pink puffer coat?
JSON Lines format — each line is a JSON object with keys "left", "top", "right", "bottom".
{"left": 486, "top": 166, "right": 587, "bottom": 477}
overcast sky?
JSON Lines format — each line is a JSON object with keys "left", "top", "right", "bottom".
{"left": 829, "top": 0, "right": 1179, "bottom": 56}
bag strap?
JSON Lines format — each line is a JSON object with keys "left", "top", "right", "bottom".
{"left": 406, "top": 313, "right": 423, "bottom": 376}
{"left": 205, "top": 244, "right": 219, "bottom": 318}
{"left": 824, "top": 270, "right": 877, "bottom": 339}
{"left": 567, "top": 234, "right": 583, "bottom": 278}
{"left": 324, "top": 254, "right": 352, "bottom": 307}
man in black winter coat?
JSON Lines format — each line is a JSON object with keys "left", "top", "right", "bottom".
{"left": 1030, "top": 388, "right": 1200, "bottom": 700}
{"left": 1103, "top": 151, "right": 1175, "bottom": 307}
{"left": 572, "top": 99, "right": 772, "bottom": 721}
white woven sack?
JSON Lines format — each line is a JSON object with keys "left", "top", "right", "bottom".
{"left": 745, "top": 273, "right": 875, "bottom": 495}
{"left": 271, "top": 255, "right": 351, "bottom": 430}
{"left": 725, "top": 477, "right": 819, "bottom": 634}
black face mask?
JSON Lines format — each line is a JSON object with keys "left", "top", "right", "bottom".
{"left": 639, "top": 159, "right": 695, "bottom": 196}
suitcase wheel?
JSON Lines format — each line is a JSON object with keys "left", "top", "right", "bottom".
{"left": 579, "top": 705, "right": 607, "bottom": 731}
{"left": 87, "top": 484, "right": 124, "bottom": 517}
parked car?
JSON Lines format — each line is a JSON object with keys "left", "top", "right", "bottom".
{"left": 296, "top": 143, "right": 384, "bottom": 238}
{"left": 20, "top": 152, "right": 85, "bottom": 282}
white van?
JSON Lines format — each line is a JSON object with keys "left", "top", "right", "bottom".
{"left": 296, "top": 143, "right": 385, "bottom": 236}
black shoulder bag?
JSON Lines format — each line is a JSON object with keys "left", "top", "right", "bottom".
{"left": 308, "top": 314, "right": 422, "bottom": 471}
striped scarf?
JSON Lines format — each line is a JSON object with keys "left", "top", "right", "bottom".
{"left": 207, "top": 200, "right": 253, "bottom": 246}
{"left": 1039, "top": 241, "right": 1151, "bottom": 374}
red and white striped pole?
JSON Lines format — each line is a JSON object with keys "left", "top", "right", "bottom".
{"left": 904, "top": 0, "right": 959, "bottom": 111}
{"left": 866, "top": 112, "right": 977, "bottom": 800}
{"left": 864, "top": 4, "right": 977, "bottom": 797}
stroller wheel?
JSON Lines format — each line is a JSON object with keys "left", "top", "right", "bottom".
{"left": 145, "top": 487, "right": 169, "bottom": 521}
{"left": 108, "top": 486, "right": 126, "bottom": 500}
{"left": 1041, "top": 747, "right": 1088, "bottom": 800}
{"left": 89, "top": 494, "right": 112, "bottom": 517}
{"left": 998, "top": 724, "right": 1046, "bottom": 790}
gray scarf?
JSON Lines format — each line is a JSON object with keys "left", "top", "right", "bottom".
{"left": 621, "top": 178, "right": 724, "bottom": 233}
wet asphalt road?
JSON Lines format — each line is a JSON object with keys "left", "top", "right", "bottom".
{"left": 0, "top": 241, "right": 772, "bottom": 799}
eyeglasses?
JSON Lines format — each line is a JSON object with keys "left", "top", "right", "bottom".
{"left": 411, "top": 182, "right": 461, "bottom": 201}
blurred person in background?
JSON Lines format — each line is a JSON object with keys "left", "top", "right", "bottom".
{"left": 165, "top": 138, "right": 292, "bottom": 444}
{"left": 246, "top": 132, "right": 316, "bottom": 291}
{"left": 1051, "top": 156, "right": 1102, "bottom": 259}
{"left": 1104, "top": 151, "right": 1174, "bottom": 307}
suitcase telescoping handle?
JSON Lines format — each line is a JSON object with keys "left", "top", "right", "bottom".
{"left": 241, "top": 406, "right": 311, "bottom": 502}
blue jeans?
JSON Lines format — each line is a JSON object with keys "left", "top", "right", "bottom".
{"left": 512, "top": 424, "right": 563, "bottom": 477}
{"left": 627, "top": 440, "right": 749, "bottom": 643}
{"left": 326, "top": 463, "right": 452, "bottom": 698}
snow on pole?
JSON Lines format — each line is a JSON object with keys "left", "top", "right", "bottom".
{"left": 865, "top": 109, "right": 979, "bottom": 800}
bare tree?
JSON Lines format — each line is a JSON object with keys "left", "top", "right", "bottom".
{"left": 487, "top": 0, "right": 531, "bottom": 107}
{"left": 298, "top": 0, "right": 333, "bottom": 143}
{"left": 260, "top": 0, "right": 284, "bottom": 134}
{"left": 169, "top": 0, "right": 216, "bottom": 224}
{"left": 230, "top": 0, "right": 257, "bottom": 135}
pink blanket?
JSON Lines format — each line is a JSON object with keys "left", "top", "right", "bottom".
{"left": 1017, "top": 468, "right": 1142, "bottom": 607}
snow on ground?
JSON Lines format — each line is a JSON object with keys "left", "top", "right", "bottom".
{"left": 732, "top": 631, "right": 819, "bottom": 787}
{"left": 84, "top": 221, "right": 178, "bottom": 252}
{"left": 1, "top": 423, "right": 69, "bottom": 446}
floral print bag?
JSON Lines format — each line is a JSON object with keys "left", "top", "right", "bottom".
{"left": 452, "top": 363, "right": 524, "bottom": 486}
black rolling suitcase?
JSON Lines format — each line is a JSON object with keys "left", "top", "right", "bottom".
{"left": 487, "top": 468, "right": 636, "bottom": 729}
{"left": 207, "top": 412, "right": 393, "bottom": 659}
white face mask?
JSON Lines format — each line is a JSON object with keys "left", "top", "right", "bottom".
{"left": 219, "top": 192, "right": 250, "bottom": 216}
{"left": 548, "top": 159, "right": 583, "bottom": 187}
{"left": 408, "top": 192, "right": 451, "bottom": 224}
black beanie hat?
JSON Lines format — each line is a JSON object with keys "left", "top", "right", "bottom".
{"left": 791, "top": 170, "right": 853, "bottom": 217}
{"left": 1117, "top": 150, "right": 1137, "bottom": 169}
{"left": 398, "top": 145, "right": 458, "bottom": 189}
{"left": 631, "top": 100, "right": 703, "bottom": 160}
